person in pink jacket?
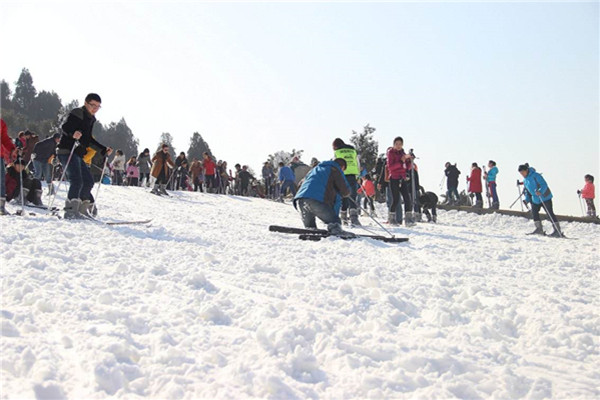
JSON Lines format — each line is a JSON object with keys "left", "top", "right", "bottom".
{"left": 126, "top": 156, "right": 140, "bottom": 187}
{"left": 386, "top": 136, "right": 415, "bottom": 226}
{"left": 579, "top": 174, "right": 596, "bottom": 217}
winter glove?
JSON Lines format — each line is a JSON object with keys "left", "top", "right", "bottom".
{"left": 577, "top": 190, "right": 582, "bottom": 195}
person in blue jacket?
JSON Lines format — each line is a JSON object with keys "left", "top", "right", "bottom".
{"left": 519, "top": 163, "right": 563, "bottom": 237}
{"left": 278, "top": 162, "right": 296, "bottom": 202}
{"left": 485, "top": 160, "right": 500, "bottom": 209}
{"left": 293, "top": 158, "right": 354, "bottom": 237}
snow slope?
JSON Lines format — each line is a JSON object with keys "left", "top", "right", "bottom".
{"left": 1, "top": 185, "right": 599, "bottom": 399}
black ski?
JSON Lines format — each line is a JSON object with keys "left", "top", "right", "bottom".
{"left": 269, "top": 225, "right": 409, "bottom": 243}
{"left": 23, "top": 204, "right": 60, "bottom": 212}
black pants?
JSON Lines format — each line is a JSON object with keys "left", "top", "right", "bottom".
{"left": 423, "top": 206, "right": 437, "bottom": 221}
{"left": 139, "top": 172, "right": 150, "bottom": 185}
{"left": 390, "top": 178, "right": 411, "bottom": 212}
{"left": 474, "top": 192, "right": 483, "bottom": 203}
{"left": 531, "top": 199, "right": 557, "bottom": 223}
{"left": 363, "top": 196, "right": 375, "bottom": 211}
{"left": 341, "top": 174, "right": 358, "bottom": 211}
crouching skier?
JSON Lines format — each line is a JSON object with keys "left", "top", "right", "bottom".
{"left": 293, "top": 158, "right": 355, "bottom": 238}
{"left": 419, "top": 191, "right": 439, "bottom": 223}
{"left": 57, "top": 93, "right": 112, "bottom": 219}
{"left": 519, "top": 163, "right": 564, "bottom": 237}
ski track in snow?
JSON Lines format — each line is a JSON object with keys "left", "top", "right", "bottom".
{"left": 1, "top": 185, "right": 599, "bottom": 399}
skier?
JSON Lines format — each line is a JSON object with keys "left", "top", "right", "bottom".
{"left": 137, "top": 148, "right": 152, "bottom": 187}
{"left": 357, "top": 175, "right": 376, "bottom": 216}
{"left": 190, "top": 158, "right": 204, "bottom": 192}
{"left": 126, "top": 156, "right": 139, "bottom": 186}
{"left": 444, "top": 162, "right": 461, "bottom": 205}
{"left": 57, "top": 93, "right": 113, "bottom": 219}
{"left": 578, "top": 174, "right": 596, "bottom": 217}
{"left": 202, "top": 152, "right": 216, "bottom": 193}
{"left": 111, "top": 150, "right": 126, "bottom": 186}
{"left": 519, "top": 163, "right": 563, "bottom": 237}
{"left": 332, "top": 138, "right": 361, "bottom": 226}
{"left": 32, "top": 133, "right": 60, "bottom": 193}
{"left": 293, "top": 158, "right": 354, "bottom": 238}
{"left": 1, "top": 118, "right": 17, "bottom": 215}
{"left": 485, "top": 160, "right": 500, "bottom": 209}
{"left": 4, "top": 159, "right": 44, "bottom": 206}
{"left": 262, "top": 161, "right": 274, "bottom": 199}
{"left": 386, "top": 137, "right": 415, "bottom": 226}
{"left": 150, "top": 144, "right": 175, "bottom": 195}
{"left": 467, "top": 162, "right": 483, "bottom": 208}
{"left": 419, "top": 191, "right": 439, "bottom": 223}
{"left": 278, "top": 162, "right": 296, "bottom": 201}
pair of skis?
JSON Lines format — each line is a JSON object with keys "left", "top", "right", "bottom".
{"left": 269, "top": 225, "right": 408, "bottom": 243}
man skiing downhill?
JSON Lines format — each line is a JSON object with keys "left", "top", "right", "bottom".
{"left": 293, "top": 158, "right": 355, "bottom": 238}
{"left": 57, "top": 93, "right": 113, "bottom": 219}
{"left": 519, "top": 163, "right": 563, "bottom": 237}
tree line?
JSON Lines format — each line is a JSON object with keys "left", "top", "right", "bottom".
{"left": 1, "top": 68, "right": 380, "bottom": 177}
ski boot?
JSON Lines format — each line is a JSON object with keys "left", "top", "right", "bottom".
{"left": 528, "top": 220, "right": 544, "bottom": 235}
{"left": 349, "top": 209, "right": 362, "bottom": 226}
{"left": 340, "top": 210, "right": 349, "bottom": 225}
{"left": 491, "top": 202, "right": 500, "bottom": 210}
{"left": 14, "top": 188, "right": 30, "bottom": 206}
{"left": 64, "top": 199, "right": 83, "bottom": 220}
{"left": 159, "top": 184, "right": 169, "bottom": 196}
{"left": 548, "top": 221, "right": 565, "bottom": 238}
{"left": 327, "top": 222, "right": 356, "bottom": 239}
{"left": 0, "top": 197, "right": 7, "bottom": 216}
{"left": 150, "top": 183, "right": 161, "bottom": 195}
{"left": 33, "top": 189, "right": 44, "bottom": 206}
{"left": 387, "top": 212, "right": 399, "bottom": 226}
{"left": 47, "top": 183, "right": 55, "bottom": 196}
{"left": 79, "top": 200, "right": 95, "bottom": 218}
{"left": 404, "top": 211, "right": 416, "bottom": 227}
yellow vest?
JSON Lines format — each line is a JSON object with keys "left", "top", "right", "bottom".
{"left": 334, "top": 147, "right": 359, "bottom": 175}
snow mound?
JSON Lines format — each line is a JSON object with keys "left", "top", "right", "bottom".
{"left": 1, "top": 185, "right": 599, "bottom": 398}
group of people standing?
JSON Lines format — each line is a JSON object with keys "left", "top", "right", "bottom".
{"left": 445, "top": 160, "right": 499, "bottom": 209}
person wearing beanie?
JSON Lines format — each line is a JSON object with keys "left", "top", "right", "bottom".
{"left": 519, "top": 163, "right": 563, "bottom": 237}
{"left": 57, "top": 93, "right": 113, "bottom": 219}
{"left": 332, "top": 137, "right": 362, "bottom": 226}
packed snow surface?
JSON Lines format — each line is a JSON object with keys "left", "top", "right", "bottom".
{"left": 1, "top": 185, "right": 599, "bottom": 399}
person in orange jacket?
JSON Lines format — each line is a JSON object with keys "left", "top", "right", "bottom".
{"left": 358, "top": 174, "right": 376, "bottom": 216}
{"left": 578, "top": 174, "right": 596, "bottom": 217}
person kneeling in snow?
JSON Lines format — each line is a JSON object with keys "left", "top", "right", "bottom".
{"left": 419, "top": 191, "right": 438, "bottom": 223}
{"left": 293, "top": 158, "right": 355, "bottom": 238}
{"left": 5, "top": 158, "right": 44, "bottom": 206}
{"left": 519, "top": 163, "right": 563, "bottom": 237}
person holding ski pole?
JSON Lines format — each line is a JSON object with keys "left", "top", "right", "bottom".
{"left": 578, "top": 174, "right": 596, "bottom": 218}
{"left": 57, "top": 93, "right": 112, "bottom": 219}
{"left": 519, "top": 163, "right": 563, "bottom": 237}
{"left": 1, "top": 118, "right": 18, "bottom": 215}
{"left": 467, "top": 162, "right": 483, "bottom": 208}
{"left": 332, "top": 138, "right": 361, "bottom": 226}
{"left": 484, "top": 160, "right": 500, "bottom": 209}
{"left": 150, "top": 144, "right": 175, "bottom": 195}
{"left": 293, "top": 158, "right": 355, "bottom": 238}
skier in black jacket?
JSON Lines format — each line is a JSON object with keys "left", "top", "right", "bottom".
{"left": 57, "top": 93, "right": 112, "bottom": 219}
{"left": 444, "top": 162, "right": 461, "bottom": 205}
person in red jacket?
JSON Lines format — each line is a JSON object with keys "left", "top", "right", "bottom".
{"left": 202, "top": 152, "right": 216, "bottom": 193}
{"left": 579, "top": 174, "right": 596, "bottom": 217}
{"left": 467, "top": 162, "right": 483, "bottom": 208}
{"left": 4, "top": 159, "right": 43, "bottom": 206}
{"left": 358, "top": 175, "right": 376, "bottom": 216}
{"left": 1, "top": 118, "right": 18, "bottom": 215}
{"left": 386, "top": 136, "right": 415, "bottom": 226}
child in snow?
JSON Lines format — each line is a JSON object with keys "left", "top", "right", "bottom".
{"left": 5, "top": 158, "right": 44, "bottom": 206}
{"left": 519, "top": 163, "right": 563, "bottom": 237}
{"left": 358, "top": 175, "right": 376, "bottom": 216}
{"left": 126, "top": 156, "right": 139, "bottom": 187}
{"left": 578, "top": 175, "right": 596, "bottom": 217}
{"left": 419, "top": 191, "right": 439, "bottom": 223}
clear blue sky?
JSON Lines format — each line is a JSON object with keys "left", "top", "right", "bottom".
{"left": 1, "top": 1, "right": 597, "bottom": 215}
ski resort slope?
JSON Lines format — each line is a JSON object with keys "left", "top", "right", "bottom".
{"left": 1, "top": 186, "right": 599, "bottom": 399}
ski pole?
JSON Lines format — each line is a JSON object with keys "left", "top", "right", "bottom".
{"left": 509, "top": 192, "right": 524, "bottom": 209}
{"left": 577, "top": 192, "right": 585, "bottom": 216}
{"left": 539, "top": 198, "right": 562, "bottom": 236}
{"left": 94, "top": 156, "right": 109, "bottom": 204}
{"left": 16, "top": 158, "right": 26, "bottom": 216}
{"left": 516, "top": 180, "right": 524, "bottom": 211}
{"left": 349, "top": 197, "right": 395, "bottom": 238}
{"left": 48, "top": 141, "right": 80, "bottom": 212}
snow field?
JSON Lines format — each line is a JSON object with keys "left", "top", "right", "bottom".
{"left": 1, "top": 185, "right": 599, "bottom": 399}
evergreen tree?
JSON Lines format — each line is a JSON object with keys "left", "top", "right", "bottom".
{"left": 267, "top": 149, "right": 304, "bottom": 168}
{"left": 157, "top": 132, "right": 176, "bottom": 159}
{"left": 13, "top": 68, "right": 37, "bottom": 118}
{"left": 0, "top": 80, "right": 12, "bottom": 110}
{"left": 34, "top": 90, "right": 62, "bottom": 122}
{"left": 350, "top": 124, "right": 378, "bottom": 174}
{"left": 97, "top": 118, "right": 139, "bottom": 158}
{"left": 187, "top": 132, "right": 213, "bottom": 161}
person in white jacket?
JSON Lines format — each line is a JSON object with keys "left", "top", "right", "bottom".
{"left": 111, "top": 150, "right": 126, "bottom": 186}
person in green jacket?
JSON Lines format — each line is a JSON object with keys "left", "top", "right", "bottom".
{"left": 332, "top": 138, "right": 361, "bottom": 226}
